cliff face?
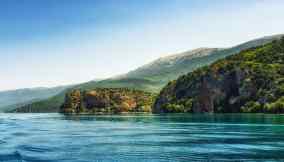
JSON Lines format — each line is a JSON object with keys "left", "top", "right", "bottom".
{"left": 61, "top": 88, "right": 155, "bottom": 114}
{"left": 154, "top": 37, "right": 284, "bottom": 113}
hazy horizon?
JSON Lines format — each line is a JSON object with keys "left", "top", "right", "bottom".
{"left": 1, "top": 0, "right": 284, "bottom": 91}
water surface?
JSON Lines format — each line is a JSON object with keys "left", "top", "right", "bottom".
{"left": 1, "top": 113, "right": 284, "bottom": 161}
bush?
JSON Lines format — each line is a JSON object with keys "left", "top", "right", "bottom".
{"left": 264, "top": 97, "right": 284, "bottom": 113}
{"left": 180, "top": 99, "right": 193, "bottom": 112}
{"left": 241, "top": 101, "right": 262, "bottom": 113}
{"left": 138, "top": 105, "right": 152, "bottom": 112}
{"left": 118, "top": 102, "right": 132, "bottom": 112}
{"left": 163, "top": 103, "right": 185, "bottom": 113}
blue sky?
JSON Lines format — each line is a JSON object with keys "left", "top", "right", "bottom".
{"left": 1, "top": 0, "right": 284, "bottom": 91}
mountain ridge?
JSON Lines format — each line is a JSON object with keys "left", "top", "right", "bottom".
{"left": 9, "top": 34, "right": 284, "bottom": 113}
{"left": 0, "top": 85, "right": 71, "bottom": 112}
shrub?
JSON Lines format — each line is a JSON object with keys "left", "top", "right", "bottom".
{"left": 241, "top": 101, "right": 262, "bottom": 113}
{"left": 138, "top": 105, "right": 152, "bottom": 112}
{"left": 163, "top": 103, "right": 185, "bottom": 113}
{"left": 264, "top": 97, "right": 284, "bottom": 113}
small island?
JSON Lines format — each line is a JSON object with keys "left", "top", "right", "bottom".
{"left": 60, "top": 88, "right": 155, "bottom": 114}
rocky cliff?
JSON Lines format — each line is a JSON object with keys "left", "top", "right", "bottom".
{"left": 154, "top": 37, "right": 284, "bottom": 113}
{"left": 61, "top": 88, "right": 155, "bottom": 114}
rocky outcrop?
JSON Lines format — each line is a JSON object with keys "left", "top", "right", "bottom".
{"left": 154, "top": 68, "right": 247, "bottom": 113}
{"left": 154, "top": 37, "right": 284, "bottom": 113}
{"left": 61, "top": 90, "right": 82, "bottom": 113}
{"left": 61, "top": 88, "right": 155, "bottom": 114}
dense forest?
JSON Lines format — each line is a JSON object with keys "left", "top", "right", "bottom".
{"left": 154, "top": 37, "right": 284, "bottom": 113}
{"left": 61, "top": 88, "right": 155, "bottom": 114}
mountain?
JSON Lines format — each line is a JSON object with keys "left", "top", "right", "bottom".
{"left": 123, "top": 48, "right": 221, "bottom": 82}
{"left": 11, "top": 34, "right": 283, "bottom": 113}
{"left": 123, "top": 34, "right": 284, "bottom": 82}
{"left": 154, "top": 37, "right": 284, "bottom": 113}
{"left": 0, "top": 86, "right": 69, "bottom": 112}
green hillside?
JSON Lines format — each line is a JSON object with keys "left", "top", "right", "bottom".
{"left": 0, "top": 86, "right": 69, "bottom": 112}
{"left": 154, "top": 37, "right": 284, "bottom": 113}
{"left": 11, "top": 34, "right": 283, "bottom": 113}
{"left": 124, "top": 35, "right": 283, "bottom": 82}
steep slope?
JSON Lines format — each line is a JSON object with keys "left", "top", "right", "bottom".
{"left": 0, "top": 86, "right": 69, "bottom": 112}
{"left": 154, "top": 37, "right": 284, "bottom": 113}
{"left": 124, "top": 34, "right": 283, "bottom": 83}
{"left": 12, "top": 34, "right": 283, "bottom": 113}
{"left": 124, "top": 48, "right": 222, "bottom": 83}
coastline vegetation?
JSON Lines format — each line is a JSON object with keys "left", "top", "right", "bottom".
{"left": 154, "top": 37, "right": 284, "bottom": 114}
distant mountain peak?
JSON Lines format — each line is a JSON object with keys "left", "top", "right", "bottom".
{"left": 159, "top": 47, "right": 221, "bottom": 61}
{"left": 124, "top": 47, "right": 221, "bottom": 80}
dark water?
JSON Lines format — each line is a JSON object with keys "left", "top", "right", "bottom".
{"left": 1, "top": 114, "right": 284, "bottom": 162}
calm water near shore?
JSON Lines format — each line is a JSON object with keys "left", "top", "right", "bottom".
{"left": 1, "top": 113, "right": 284, "bottom": 162}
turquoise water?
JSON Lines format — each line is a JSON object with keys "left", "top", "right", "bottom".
{"left": 1, "top": 113, "right": 284, "bottom": 162}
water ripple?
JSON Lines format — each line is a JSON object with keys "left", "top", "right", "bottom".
{"left": 0, "top": 151, "right": 23, "bottom": 162}
{"left": 1, "top": 113, "right": 284, "bottom": 161}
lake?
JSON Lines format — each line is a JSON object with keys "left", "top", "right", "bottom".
{"left": 0, "top": 113, "right": 284, "bottom": 162}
